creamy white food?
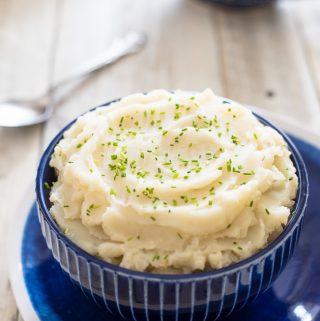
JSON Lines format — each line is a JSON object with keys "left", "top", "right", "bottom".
{"left": 49, "top": 89, "right": 298, "bottom": 273}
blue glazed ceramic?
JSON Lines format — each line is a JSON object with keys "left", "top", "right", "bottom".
{"left": 35, "top": 99, "right": 308, "bottom": 321}
{"left": 203, "top": 0, "right": 274, "bottom": 7}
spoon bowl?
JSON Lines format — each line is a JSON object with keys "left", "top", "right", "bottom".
{"left": 0, "top": 31, "right": 146, "bottom": 128}
{"left": 0, "top": 99, "right": 52, "bottom": 127}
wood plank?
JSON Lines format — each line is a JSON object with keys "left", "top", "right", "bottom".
{"left": 43, "top": 0, "right": 223, "bottom": 143}
{"left": 289, "top": 0, "right": 320, "bottom": 117}
{"left": 211, "top": 1, "right": 320, "bottom": 130}
{"left": 0, "top": 0, "right": 58, "bottom": 319}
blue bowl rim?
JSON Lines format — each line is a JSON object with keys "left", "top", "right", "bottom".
{"left": 36, "top": 95, "right": 309, "bottom": 281}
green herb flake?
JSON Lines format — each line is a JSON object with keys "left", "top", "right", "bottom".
{"left": 231, "top": 135, "right": 239, "bottom": 145}
{"left": 162, "top": 130, "right": 168, "bottom": 136}
{"left": 174, "top": 112, "right": 181, "bottom": 120}
{"left": 226, "top": 159, "right": 232, "bottom": 172}
{"left": 243, "top": 170, "right": 255, "bottom": 176}
{"left": 265, "top": 208, "right": 270, "bottom": 215}
{"left": 152, "top": 253, "right": 160, "bottom": 261}
{"left": 44, "top": 182, "right": 51, "bottom": 190}
{"left": 110, "top": 188, "right": 117, "bottom": 196}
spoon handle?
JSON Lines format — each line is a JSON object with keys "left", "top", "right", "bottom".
{"left": 48, "top": 31, "right": 146, "bottom": 96}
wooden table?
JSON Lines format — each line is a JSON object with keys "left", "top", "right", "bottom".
{"left": 0, "top": 0, "right": 319, "bottom": 319}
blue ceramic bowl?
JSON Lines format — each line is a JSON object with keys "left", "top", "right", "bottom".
{"left": 205, "top": 0, "right": 274, "bottom": 7}
{"left": 36, "top": 97, "right": 308, "bottom": 321}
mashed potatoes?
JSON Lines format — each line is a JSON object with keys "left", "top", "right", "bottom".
{"left": 49, "top": 89, "right": 298, "bottom": 273}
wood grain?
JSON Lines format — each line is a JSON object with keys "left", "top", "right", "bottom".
{"left": 290, "top": 0, "right": 320, "bottom": 115}
{"left": 43, "top": 0, "right": 225, "bottom": 143}
{"left": 0, "top": 0, "right": 58, "bottom": 319}
{"left": 211, "top": 1, "right": 320, "bottom": 129}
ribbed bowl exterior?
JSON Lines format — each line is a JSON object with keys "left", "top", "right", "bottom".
{"left": 37, "top": 205, "right": 304, "bottom": 321}
{"left": 36, "top": 100, "right": 308, "bottom": 321}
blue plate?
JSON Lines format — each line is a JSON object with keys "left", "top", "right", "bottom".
{"left": 22, "top": 135, "right": 320, "bottom": 321}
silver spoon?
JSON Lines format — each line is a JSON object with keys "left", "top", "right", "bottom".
{"left": 0, "top": 31, "right": 147, "bottom": 128}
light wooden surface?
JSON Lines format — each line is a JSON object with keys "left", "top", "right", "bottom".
{"left": 0, "top": 0, "right": 319, "bottom": 319}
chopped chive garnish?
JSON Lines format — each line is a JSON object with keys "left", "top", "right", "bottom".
{"left": 110, "top": 188, "right": 117, "bottom": 196}
{"left": 243, "top": 170, "right": 255, "bottom": 176}
{"left": 226, "top": 159, "right": 232, "bottom": 172}
{"left": 152, "top": 253, "right": 160, "bottom": 261}
{"left": 174, "top": 112, "right": 181, "bottom": 120}
{"left": 162, "top": 130, "right": 168, "bottom": 136}
{"left": 173, "top": 172, "right": 179, "bottom": 179}
{"left": 44, "top": 182, "right": 51, "bottom": 190}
